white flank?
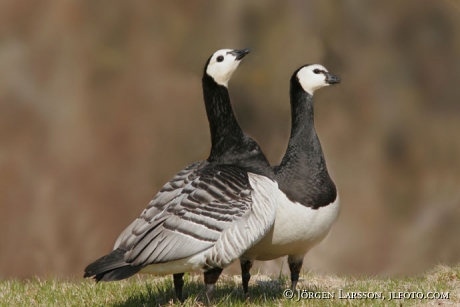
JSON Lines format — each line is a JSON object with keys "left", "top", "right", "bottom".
{"left": 242, "top": 192, "right": 340, "bottom": 261}
{"left": 139, "top": 252, "right": 206, "bottom": 275}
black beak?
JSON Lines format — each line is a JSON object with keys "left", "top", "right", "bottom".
{"left": 325, "top": 72, "right": 340, "bottom": 85}
{"left": 229, "top": 48, "right": 250, "bottom": 61}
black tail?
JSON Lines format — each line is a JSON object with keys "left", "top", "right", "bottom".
{"left": 84, "top": 248, "right": 143, "bottom": 282}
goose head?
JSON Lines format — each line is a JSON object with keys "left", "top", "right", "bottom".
{"left": 205, "top": 48, "right": 250, "bottom": 87}
{"left": 296, "top": 64, "right": 340, "bottom": 95}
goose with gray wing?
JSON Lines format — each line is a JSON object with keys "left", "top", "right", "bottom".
{"left": 84, "top": 49, "right": 282, "bottom": 301}
{"left": 239, "top": 64, "right": 341, "bottom": 294}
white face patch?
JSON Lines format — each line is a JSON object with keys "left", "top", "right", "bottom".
{"left": 206, "top": 49, "right": 242, "bottom": 87}
{"left": 297, "top": 64, "right": 330, "bottom": 95}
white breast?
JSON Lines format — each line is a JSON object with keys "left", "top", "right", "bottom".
{"left": 242, "top": 192, "right": 340, "bottom": 261}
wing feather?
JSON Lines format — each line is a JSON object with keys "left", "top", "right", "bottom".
{"left": 112, "top": 161, "right": 278, "bottom": 269}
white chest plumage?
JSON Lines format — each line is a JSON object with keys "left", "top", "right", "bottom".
{"left": 242, "top": 192, "right": 340, "bottom": 261}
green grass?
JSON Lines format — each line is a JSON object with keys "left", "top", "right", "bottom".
{"left": 1, "top": 265, "right": 459, "bottom": 307}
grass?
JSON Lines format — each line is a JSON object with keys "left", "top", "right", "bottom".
{"left": 1, "top": 265, "right": 459, "bottom": 307}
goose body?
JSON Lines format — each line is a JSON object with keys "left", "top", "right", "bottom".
{"left": 105, "top": 163, "right": 278, "bottom": 276}
{"left": 84, "top": 49, "right": 282, "bottom": 300}
{"left": 240, "top": 64, "right": 341, "bottom": 293}
{"left": 242, "top": 193, "right": 339, "bottom": 261}
{"left": 132, "top": 169, "right": 278, "bottom": 273}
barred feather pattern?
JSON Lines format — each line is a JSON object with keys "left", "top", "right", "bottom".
{"left": 112, "top": 161, "right": 277, "bottom": 269}
{"left": 204, "top": 173, "right": 279, "bottom": 268}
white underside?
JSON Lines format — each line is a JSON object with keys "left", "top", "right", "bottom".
{"left": 242, "top": 192, "right": 340, "bottom": 261}
{"left": 139, "top": 252, "right": 206, "bottom": 275}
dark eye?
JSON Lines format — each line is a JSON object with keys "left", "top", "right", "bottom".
{"left": 313, "top": 69, "right": 320, "bottom": 74}
{"left": 217, "top": 55, "right": 224, "bottom": 62}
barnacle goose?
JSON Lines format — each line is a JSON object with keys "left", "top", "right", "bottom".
{"left": 84, "top": 49, "right": 281, "bottom": 301}
{"left": 239, "top": 64, "right": 341, "bottom": 293}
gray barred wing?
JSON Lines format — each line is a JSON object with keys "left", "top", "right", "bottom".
{"left": 114, "top": 161, "right": 263, "bottom": 267}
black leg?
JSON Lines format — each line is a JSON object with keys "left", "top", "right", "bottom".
{"left": 240, "top": 258, "right": 253, "bottom": 296}
{"left": 203, "top": 267, "right": 223, "bottom": 302}
{"left": 173, "top": 273, "right": 185, "bottom": 301}
{"left": 288, "top": 256, "right": 303, "bottom": 290}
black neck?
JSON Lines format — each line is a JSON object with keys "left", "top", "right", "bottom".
{"left": 202, "top": 73, "right": 244, "bottom": 159}
{"left": 202, "top": 73, "right": 273, "bottom": 178}
{"left": 276, "top": 76, "right": 336, "bottom": 208}
{"left": 290, "top": 82, "right": 315, "bottom": 142}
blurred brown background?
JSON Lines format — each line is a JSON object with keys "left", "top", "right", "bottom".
{"left": 1, "top": 0, "right": 460, "bottom": 280}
